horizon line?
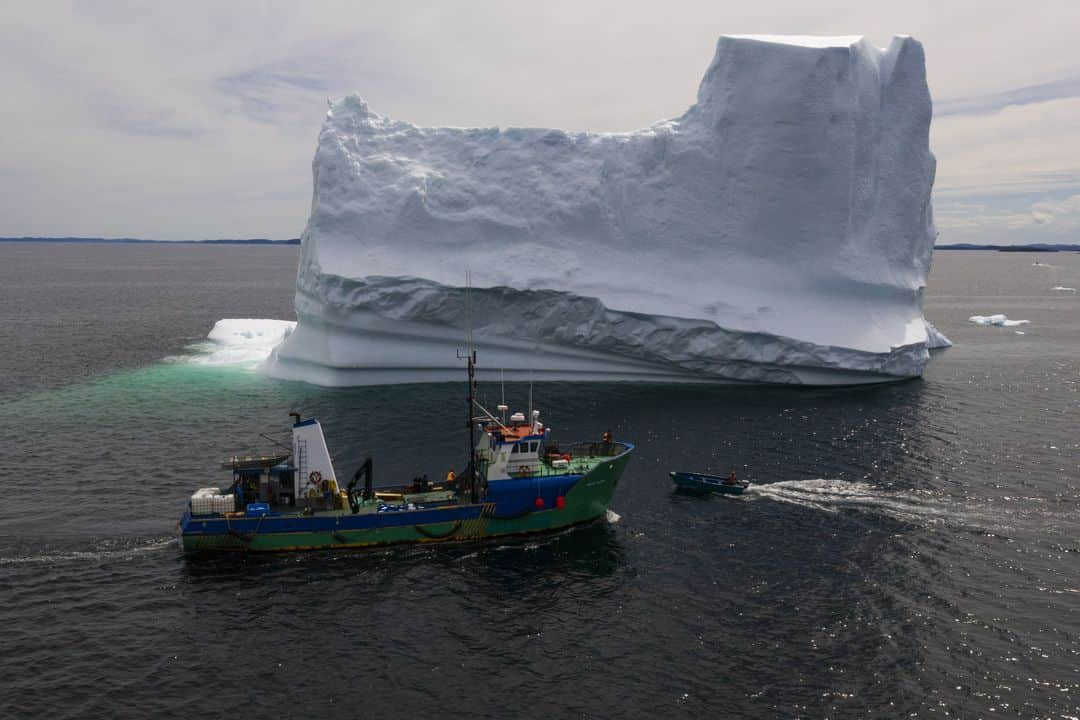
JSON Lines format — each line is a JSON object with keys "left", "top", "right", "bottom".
{"left": 0, "top": 236, "right": 300, "bottom": 245}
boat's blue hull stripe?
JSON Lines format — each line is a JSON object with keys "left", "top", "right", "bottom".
{"left": 181, "top": 472, "right": 585, "bottom": 537}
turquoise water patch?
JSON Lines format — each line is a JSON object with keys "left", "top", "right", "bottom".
{"left": 4, "top": 362, "right": 278, "bottom": 426}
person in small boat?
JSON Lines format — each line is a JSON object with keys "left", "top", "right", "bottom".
{"left": 725, "top": 470, "right": 738, "bottom": 486}
{"left": 446, "top": 469, "right": 456, "bottom": 484}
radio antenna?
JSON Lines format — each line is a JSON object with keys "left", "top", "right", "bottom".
{"left": 464, "top": 270, "right": 474, "bottom": 354}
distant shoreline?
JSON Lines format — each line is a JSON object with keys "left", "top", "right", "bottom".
{"left": 936, "top": 243, "right": 1080, "bottom": 252}
{"left": 2, "top": 237, "right": 1076, "bottom": 252}
{"left": 0, "top": 236, "right": 300, "bottom": 245}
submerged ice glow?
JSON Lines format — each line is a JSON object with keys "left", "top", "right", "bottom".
{"left": 267, "top": 34, "right": 947, "bottom": 386}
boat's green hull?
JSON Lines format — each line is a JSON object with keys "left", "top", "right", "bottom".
{"left": 181, "top": 450, "right": 629, "bottom": 553}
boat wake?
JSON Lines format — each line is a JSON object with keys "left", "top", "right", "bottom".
{"left": 0, "top": 537, "right": 177, "bottom": 566}
{"left": 749, "top": 479, "right": 1080, "bottom": 541}
{"left": 747, "top": 479, "right": 1004, "bottom": 533}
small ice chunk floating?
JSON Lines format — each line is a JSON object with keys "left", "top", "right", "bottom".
{"left": 179, "top": 352, "right": 633, "bottom": 553}
{"left": 266, "top": 34, "right": 947, "bottom": 386}
{"left": 968, "top": 314, "right": 1030, "bottom": 327}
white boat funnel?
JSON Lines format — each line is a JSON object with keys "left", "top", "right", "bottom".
{"left": 291, "top": 416, "right": 337, "bottom": 497}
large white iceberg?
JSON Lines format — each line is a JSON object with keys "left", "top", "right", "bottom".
{"left": 266, "top": 34, "right": 947, "bottom": 386}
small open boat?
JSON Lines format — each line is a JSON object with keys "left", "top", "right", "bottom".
{"left": 670, "top": 471, "right": 750, "bottom": 495}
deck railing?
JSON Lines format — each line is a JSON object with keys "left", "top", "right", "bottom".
{"left": 504, "top": 441, "right": 629, "bottom": 479}
{"left": 565, "top": 441, "right": 628, "bottom": 459}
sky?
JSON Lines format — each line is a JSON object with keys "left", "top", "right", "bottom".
{"left": 1, "top": 0, "right": 1078, "bottom": 245}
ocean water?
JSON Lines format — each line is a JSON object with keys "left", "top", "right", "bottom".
{"left": 0, "top": 243, "right": 1077, "bottom": 719}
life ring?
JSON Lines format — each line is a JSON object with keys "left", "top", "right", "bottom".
{"left": 308, "top": 470, "right": 322, "bottom": 486}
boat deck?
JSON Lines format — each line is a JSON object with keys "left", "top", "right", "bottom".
{"left": 191, "top": 442, "right": 630, "bottom": 523}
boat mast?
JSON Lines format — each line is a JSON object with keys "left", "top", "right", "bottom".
{"left": 461, "top": 271, "right": 479, "bottom": 503}
{"left": 467, "top": 346, "right": 478, "bottom": 502}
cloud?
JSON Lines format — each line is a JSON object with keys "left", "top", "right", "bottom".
{"left": 90, "top": 92, "right": 205, "bottom": 138}
{"left": 217, "top": 66, "right": 330, "bottom": 124}
{"left": 213, "top": 50, "right": 369, "bottom": 125}
{"left": 1030, "top": 194, "right": 1080, "bottom": 228}
{"left": 936, "top": 75, "right": 1080, "bottom": 117}
{"left": 1, "top": 1, "right": 1079, "bottom": 240}
{"left": 933, "top": 97, "right": 1080, "bottom": 199}
{"left": 934, "top": 193, "right": 1080, "bottom": 244}
{"left": 935, "top": 202, "right": 1032, "bottom": 233}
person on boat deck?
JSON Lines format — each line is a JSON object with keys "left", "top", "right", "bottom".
{"left": 446, "top": 469, "right": 456, "bottom": 484}
{"left": 228, "top": 479, "right": 249, "bottom": 507}
{"left": 726, "top": 470, "right": 738, "bottom": 485}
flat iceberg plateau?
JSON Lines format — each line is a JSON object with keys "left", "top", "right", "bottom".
{"left": 196, "top": 319, "right": 296, "bottom": 365}
{"left": 266, "top": 34, "right": 947, "bottom": 386}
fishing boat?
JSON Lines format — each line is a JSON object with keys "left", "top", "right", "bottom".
{"left": 669, "top": 471, "right": 749, "bottom": 495}
{"left": 178, "top": 350, "right": 633, "bottom": 553}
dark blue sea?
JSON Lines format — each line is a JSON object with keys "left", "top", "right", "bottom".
{"left": 1, "top": 242, "right": 1077, "bottom": 719}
